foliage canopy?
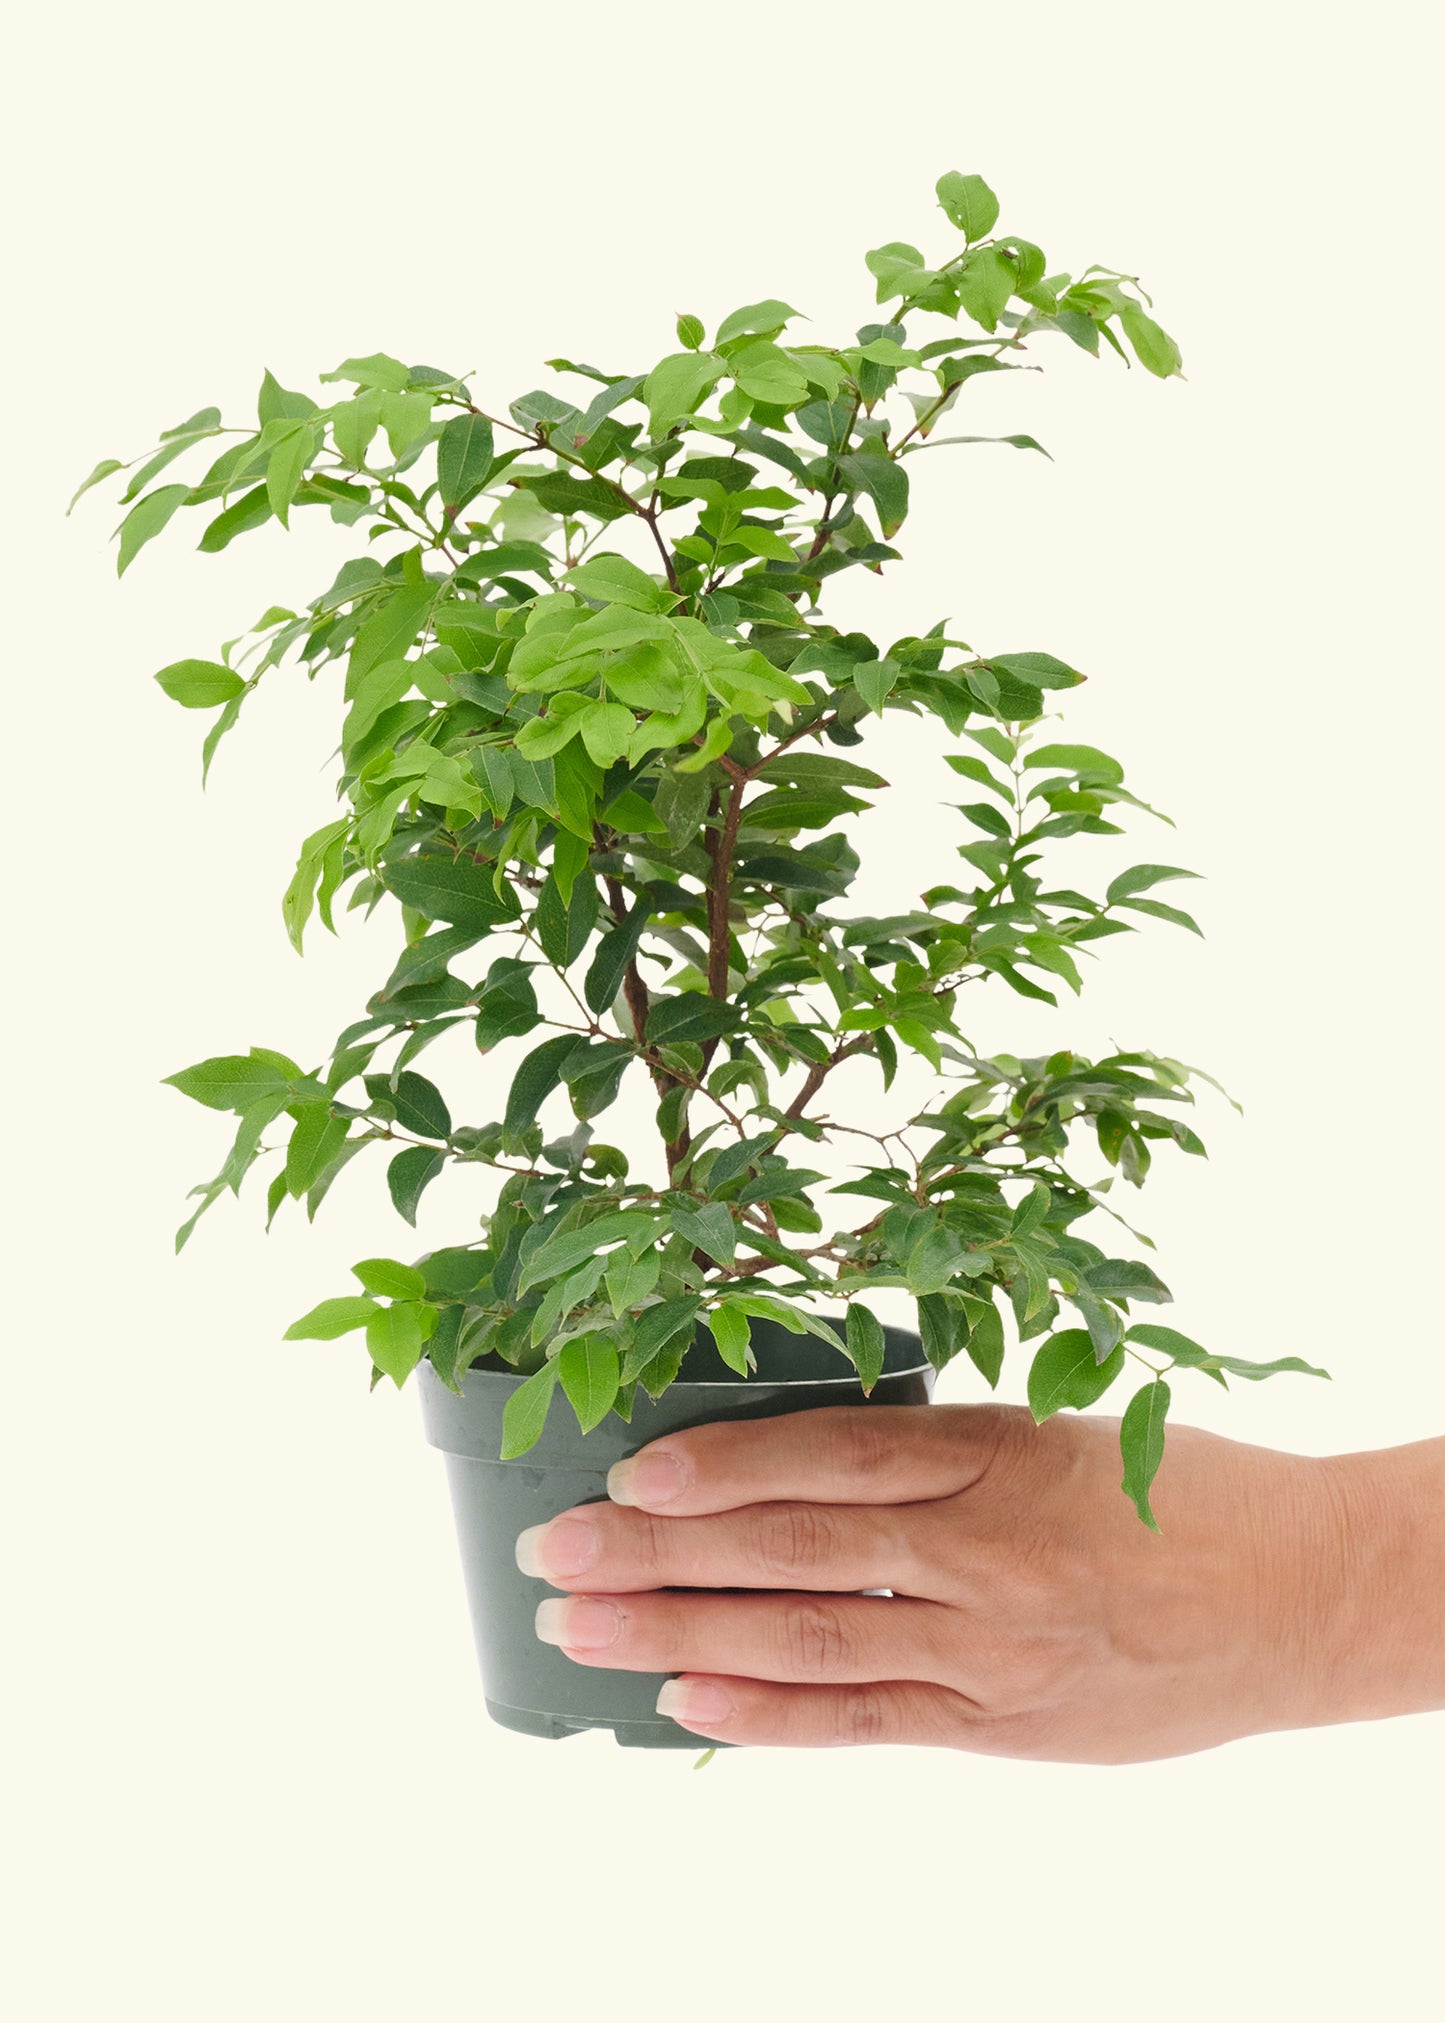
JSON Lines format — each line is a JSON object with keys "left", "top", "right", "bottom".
{"left": 79, "top": 172, "right": 1325, "bottom": 1523}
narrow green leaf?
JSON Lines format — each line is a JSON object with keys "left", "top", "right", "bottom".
{"left": 708, "top": 1304, "right": 752, "bottom": 1375}
{"left": 1105, "top": 864, "right": 1199, "bottom": 905}
{"left": 68, "top": 457, "right": 124, "bottom": 514}
{"left": 116, "top": 484, "right": 189, "bottom": 574}
{"left": 845, "top": 1303, "right": 886, "bottom": 1393}
{"left": 1119, "top": 1378, "right": 1171, "bottom": 1529}
{"left": 585, "top": 898, "right": 650, "bottom": 1014}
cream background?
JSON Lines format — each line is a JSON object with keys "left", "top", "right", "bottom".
{"left": 3, "top": 1, "right": 1441, "bottom": 2017}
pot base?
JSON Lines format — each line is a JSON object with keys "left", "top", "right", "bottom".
{"left": 485, "top": 1696, "right": 728, "bottom": 1748}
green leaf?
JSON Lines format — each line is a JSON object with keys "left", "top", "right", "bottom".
{"left": 437, "top": 412, "right": 495, "bottom": 508}
{"left": 1024, "top": 742, "right": 1123, "bottom": 781}
{"left": 322, "top": 353, "right": 411, "bottom": 392}
{"left": 646, "top": 996, "right": 742, "bottom": 1047}
{"left": 154, "top": 659, "right": 245, "bottom": 710}
{"left": 916, "top": 1292, "right": 956, "bottom": 1371}
{"left": 116, "top": 484, "right": 189, "bottom": 574}
{"left": 198, "top": 484, "right": 272, "bottom": 553}
{"left": 936, "top": 171, "right": 1000, "bottom": 242}
{"left": 706, "top": 1303, "right": 752, "bottom": 1375}
{"left": 1119, "top": 1379, "right": 1171, "bottom": 1530}
{"left": 585, "top": 899, "right": 651, "bottom": 1014}
{"left": 266, "top": 423, "right": 314, "bottom": 529}
{"left": 579, "top": 699, "right": 636, "bottom": 769}
{"left": 347, "top": 584, "right": 435, "bottom": 688}
{"left": 504, "top": 1034, "right": 581, "bottom": 1138}
{"left": 283, "top": 1296, "right": 380, "bottom": 1341}
{"left": 716, "top": 299, "right": 799, "bottom": 344}
{"left": 381, "top": 855, "right": 522, "bottom": 932}
{"left": 1120, "top": 309, "right": 1183, "bottom": 380}
{"left": 645, "top": 351, "right": 723, "bottom": 435}
{"left": 366, "top": 1301, "right": 430, "bottom": 1386}
{"left": 535, "top": 868, "right": 598, "bottom": 967}
{"left": 567, "top": 552, "right": 675, "bottom": 612}
{"left": 352, "top": 1257, "right": 427, "bottom": 1299}
{"left": 845, "top": 1303, "right": 886, "bottom": 1393}
{"left": 558, "top": 1333, "right": 620, "bottom": 1432}
{"left": 676, "top": 313, "right": 705, "bottom": 351}
{"left": 670, "top": 1201, "right": 736, "bottom": 1265}
{"left": 622, "top": 1296, "right": 702, "bottom": 1380}
{"left": 68, "top": 457, "right": 125, "bottom": 513}
{"left": 1105, "top": 864, "right": 1199, "bottom": 905}
{"left": 853, "top": 657, "right": 900, "bottom": 716}
{"left": 956, "top": 249, "right": 1016, "bottom": 333}
{"left": 836, "top": 454, "right": 908, "bottom": 538}
{"left": 164, "top": 1053, "right": 294, "bottom": 1113}
{"left": 1125, "top": 1324, "right": 1329, "bottom": 1384}
{"left": 988, "top": 652, "right": 1083, "bottom": 690}
{"left": 1011, "top": 1179, "right": 1051, "bottom": 1237}
{"left": 501, "top": 1360, "right": 560, "bottom": 1458}
{"left": 1027, "top": 1330, "right": 1126, "bottom": 1422}
{"left": 285, "top": 1103, "right": 347, "bottom": 1197}
{"left": 282, "top": 819, "right": 350, "bottom": 953}
{"left": 388, "top": 1144, "right": 444, "bottom": 1226}
{"left": 386, "top": 1070, "right": 452, "bottom": 1138}
{"left": 519, "top": 1211, "right": 661, "bottom": 1293}
{"left": 961, "top": 1300, "right": 1004, "bottom": 1388}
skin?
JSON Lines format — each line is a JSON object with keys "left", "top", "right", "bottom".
{"left": 514, "top": 1405, "right": 1445, "bottom": 1758}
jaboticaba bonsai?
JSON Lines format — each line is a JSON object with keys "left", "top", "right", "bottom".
{"left": 78, "top": 171, "right": 1324, "bottom": 1529}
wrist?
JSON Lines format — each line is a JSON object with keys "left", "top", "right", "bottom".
{"left": 1304, "top": 1440, "right": 1445, "bottom": 1728}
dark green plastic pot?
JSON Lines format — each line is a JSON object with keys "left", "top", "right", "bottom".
{"left": 418, "top": 1320, "right": 933, "bottom": 1748}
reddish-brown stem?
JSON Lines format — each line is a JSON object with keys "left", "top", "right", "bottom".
{"left": 783, "top": 1034, "right": 875, "bottom": 1121}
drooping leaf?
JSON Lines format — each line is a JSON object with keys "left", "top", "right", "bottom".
{"left": 365, "top": 1300, "right": 431, "bottom": 1387}
{"left": 845, "top": 1303, "right": 886, "bottom": 1393}
{"left": 707, "top": 1303, "right": 752, "bottom": 1375}
{"left": 388, "top": 1145, "right": 445, "bottom": 1225}
{"left": 558, "top": 1332, "right": 621, "bottom": 1432}
{"left": 501, "top": 1359, "right": 560, "bottom": 1458}
{"left": 1119, "top": 1378, "right": 1171, "bottom": 1529}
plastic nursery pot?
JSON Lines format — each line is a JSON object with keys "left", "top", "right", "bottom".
{"left": 417, "top": 1318, "right": 934, "bottom": 1749}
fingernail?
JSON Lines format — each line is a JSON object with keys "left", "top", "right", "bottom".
{"left": 534, "top": 1597, "right": 621, "bottom": 1650}
{"left": 607, "top": 1448, "right": 690, "bottom": 1507}
{"left": 656, "top": 1678, "right": 734, "bottom": 1729}
{"left": 514, "top": 1518, "right": 598, "bottom": 1579}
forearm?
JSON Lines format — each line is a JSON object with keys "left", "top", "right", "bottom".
{"left": 1310, "top": 1438, "right": 1445, "bottom": 1727}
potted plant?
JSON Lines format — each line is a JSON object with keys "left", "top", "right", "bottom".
{"left": 76, "top": 170, "right": 1325, "bottom": 1747}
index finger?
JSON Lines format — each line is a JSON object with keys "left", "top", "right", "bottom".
{"left": 605, "top": 1403, "right": 1004, "bottom": 1515}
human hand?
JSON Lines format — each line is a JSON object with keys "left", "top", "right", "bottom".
{"left": 515, "top": 1405, "right": 1445, "bottom": 1757}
